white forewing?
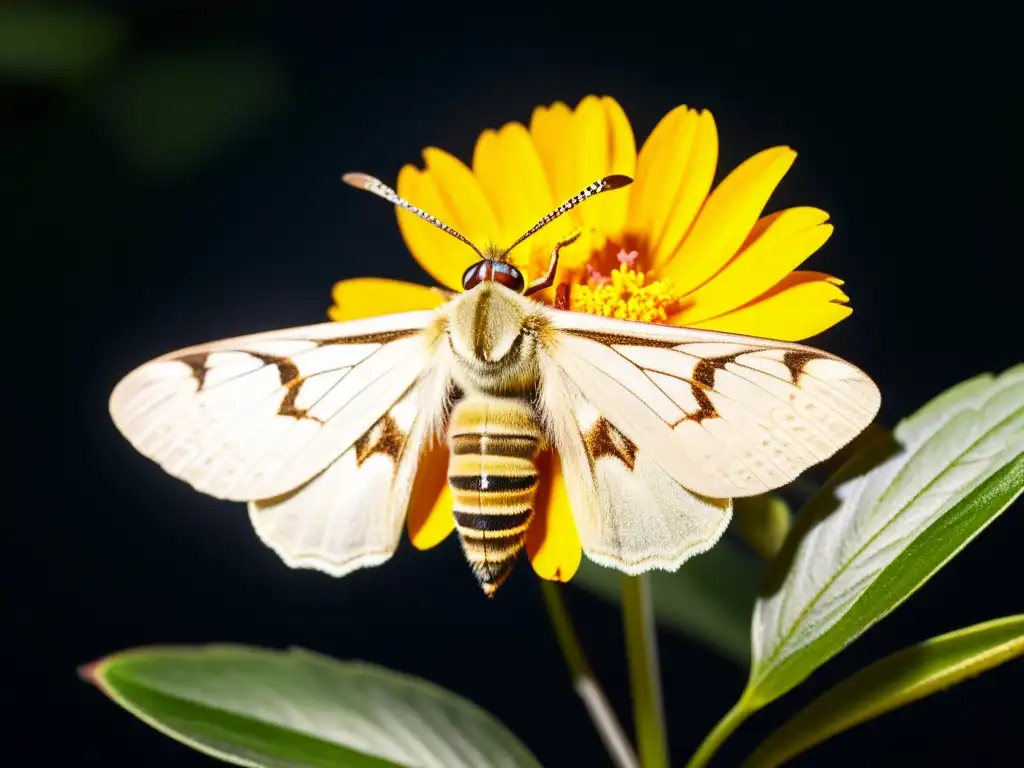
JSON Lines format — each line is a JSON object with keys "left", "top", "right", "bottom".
{"left": 543, "top": 308, "right": 880, "bottom": 499}
{"left": 538, "top": 351, "right": 732, "bottom": 573}
{"left": 109, "top": 310, "right": 439, "bottom": 501}
{"left": 249, "top": 348, "right": 454, "bottom": 577}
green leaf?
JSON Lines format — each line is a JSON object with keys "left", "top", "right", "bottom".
{"left": 745, "top": 614, "right": 1024, "bottom": 767}
{"left": 81, "top": 644, "right": 542, "bottom": 768}
{"left": 747, "top": 364, "right": 1024, "bottom": 707}
{"left": 0, "top": 5, "right": 125, "bottom": 82}
{"left": 573, "top": 536, "right": 760, "bottom": 664}
{"left": 733, "top": 495, "right": 792, "bottom": 561}
{"left": 88, "top": 48, "right": 286, "bottom": 175}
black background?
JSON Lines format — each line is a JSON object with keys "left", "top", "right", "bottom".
{"left": 10, "top": 4, "right": 1021, "bottom": 767}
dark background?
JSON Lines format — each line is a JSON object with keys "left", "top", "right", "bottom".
{"left": 9, "top": 3, "right": 1020, "bottom": 767}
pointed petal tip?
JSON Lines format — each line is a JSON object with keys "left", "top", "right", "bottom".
{"left": 78, "top": 659, "right": 105, "bottom": 685}
{"left": 765, "top": 146, "right": 798, "bottom": 167}
{"left": 535, "top": 99, "right": 570, "bottom": 113}
{"left": 421, "top": 146, "right": 451, "bottom": 163}
{"left": 495, "top": 120, "right": 529, "bottom": 138}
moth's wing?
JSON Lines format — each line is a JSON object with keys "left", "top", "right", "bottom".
{"left": 542, "top": 308, "right": 881, "bottom": 500}
{"left": 109, "top": 310, "right": 443, "bottom": 502}
{"left": 248, "top": 350, "right": 453, "bottom": 577}
{"left": 537, "top": 351, "right": 732, "bottom": 573}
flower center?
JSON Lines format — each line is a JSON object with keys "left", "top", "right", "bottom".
{"left": 569, "top": 249, "right": 688, "bottom": 324}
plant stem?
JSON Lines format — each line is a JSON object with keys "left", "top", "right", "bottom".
{"left": 684, "top": 696, "right": 754, "bottom": 768}
{"left": 622, "top": 574, "right": 669, "bottom": 768}
{"left": 540, "top": 580, "right": 639, "bottom": 768}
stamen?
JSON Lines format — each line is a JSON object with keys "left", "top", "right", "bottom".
{"left": 570, "top": 260, "right": 688, "bottom": 324}
{"left": 585, "top": 263, "right": 609, "bottom": 287}
{"left": 616, "top": 249, "right": 639, "bottom": 268}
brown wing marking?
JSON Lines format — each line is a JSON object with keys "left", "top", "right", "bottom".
{"left": 167, "top": 330, "right": 418, "bottom": 423}
{"left": 583, "top": 416, "right": 638, "bottom": 472}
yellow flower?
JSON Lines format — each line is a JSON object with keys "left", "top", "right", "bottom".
{"left": 329, "top": 95, "right": 851, "bottom": 586}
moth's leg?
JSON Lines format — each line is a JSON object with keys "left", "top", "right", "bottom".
{"left": 524, "top": 230, "right": 581, "bottom": 296}
{"left": 554, "top": 283, "right": 570, "bottom": 310}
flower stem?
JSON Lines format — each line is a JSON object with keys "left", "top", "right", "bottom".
{"left": 684, "top": 696, "right": 754, "bottom": 768}
{"left": 541, "top": 580, "right": 639, "bottom": 768}
{"left": 622, "top": 574, "right": 669, "bottom": 768}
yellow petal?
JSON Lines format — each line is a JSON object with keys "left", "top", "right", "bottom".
{"left": 662, "top": 146, "right": 797, "bottom": 294}
{"left": 328, "top": 278, "right": 449, "bottom": 322}
{"left": 629, "top": 107, "right": 718, "bottom": 267}
{"left": 526, "top": 451, "right": 582, "bottom": 582}
{"left": 396, "top": 164, "right": 477, "bottom": 291}
{"left": 565, "top": 95, "right": 636, "bottom": 239}
{"left": 555, "top": 96, "right": 602, "bottom": 227}
{"left": 630, "top": 105, "right": 689, "bottom": 232}
{"left": 685, "top": 271, "right": 852, "bottom": 341}
{"left": 648, "top": 110, "right": 718, "bottom": 266}
{"left": 529, "top": 100, "right": 572, "bottom": 199}
{"left": 421, "top": 147, "right": 503, "bottom": 251}
{"left": 672, "top": 207, "right": 833, "bottom": 325}
{"left": 604, "top": 96, "right": 638, "bottom": 180}
{"left": 406, "top": 441, "right": 454, "bottom": 550}
{"left": 471, "top": 121, "right": 568, "bottom": 276}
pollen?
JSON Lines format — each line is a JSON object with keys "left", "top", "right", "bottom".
{"left": 570, "top": 250, "right": 688, "bottom": 324}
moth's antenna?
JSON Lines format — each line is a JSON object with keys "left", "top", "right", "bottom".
{"left": 501, "top": 174, "right": 633, "bottom": 259}
{"left": 342, "top": 172, "right": 486, "bottom": 260}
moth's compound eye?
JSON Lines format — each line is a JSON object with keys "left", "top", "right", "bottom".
{"left": 462, "top": 260, "right": 527, "bottom": 292}
{"left": 462, "top": 261, "right": 488, "bottom": 291}
{"left": 490, "top": 261, "right": 526, "bottom": 293}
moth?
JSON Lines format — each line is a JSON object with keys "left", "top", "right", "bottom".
{"left": 109, "top": 172, "right": 881, "bottom": 596}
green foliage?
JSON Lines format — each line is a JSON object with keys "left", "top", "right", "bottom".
{"left": 83, "top": 645, "right": 541, "bottom": 768}
{"left": 746, "top": 364, "right": 1023, "bottom": 707}
{"left": 745, "top": 615, "right": 1024, "bottom": 767}
{"left": 0, "top": 5, "right": 125, "bottom": 82}
{"left": 733, "top": 494, "right": 792, "bottom": 561}
{"left": 3, "top": 7, "right": 286, "bottom": 179}
{"left": 88, "top": 49, "right": 287, "bottom": 175}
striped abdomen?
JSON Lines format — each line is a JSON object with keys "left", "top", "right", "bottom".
{"left": 447, "top": 395, "right": 543, "bottom": 596}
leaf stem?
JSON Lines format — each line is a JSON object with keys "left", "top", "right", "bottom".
{"left": 684, "top": 695, "right": 754, "bottom": 768}
{"left": 622, "top": 574, "right": 669, "bottom": 768}
{"left": 540, "top": 580, "right": 639, "bottom": 768}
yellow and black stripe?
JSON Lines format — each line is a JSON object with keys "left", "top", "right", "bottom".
{"left": 447, "top": 395, "right": 543, "bottom": 596}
